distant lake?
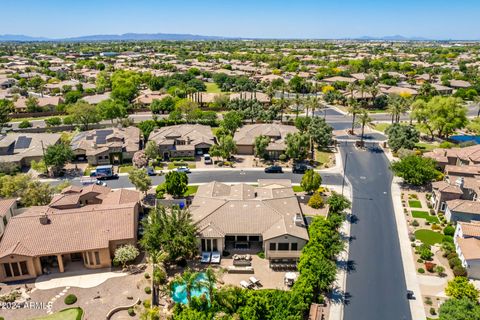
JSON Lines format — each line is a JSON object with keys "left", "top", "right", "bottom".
{"left": 450, "top": 135, "right": 480, "bottom": 144}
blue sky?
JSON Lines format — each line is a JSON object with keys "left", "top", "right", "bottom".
{"left": 1, "top": 0, "right": 479, "bottom": 39}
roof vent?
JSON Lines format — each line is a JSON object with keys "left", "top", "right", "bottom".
{"left": 455, "top": 177, "right": 464, "bottom": 189}
{"left": 39, "top": 214, "right": 51, "bottom": 225}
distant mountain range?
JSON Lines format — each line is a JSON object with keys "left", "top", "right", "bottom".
{"left": 0, "top": 33, "right": 237, "bottom": 42}
{"left": 0, "top": 33, "right": 461, "bottom": 42}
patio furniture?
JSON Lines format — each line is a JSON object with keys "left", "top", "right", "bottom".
{"left": 211, "top": 251, "right": 221, "bottom": 264}
{"left": 227, "top": 266, "right": 254, "bottom": 274}
{"left": 284, "top": 272, "right": 297, "bottom": 287}
{"left": 201, "top": 252, "right": 211, "bottom": 263}
{"left": 249, "top": 276, "right": 260, "bottom": 287}
{"left": 240, "top": 280, "right": 253, "bottom": 289}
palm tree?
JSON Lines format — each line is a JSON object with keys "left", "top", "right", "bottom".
{"left": 265, "top": 85, "right": 275, "bottom": 103}
{"left": 346, "top": 83, "right": 357, "bottom": 99}
{"left": 172, "top": 268, "right": 202, "bottom": 306}
{"left": 294, "top": 94, "right": 302, "bottom": 119}
{"left": 347, "top": 99, "right": 360, "bottom": 135}
{"left": 356, "top": 109, "right": 372, "bottom": 144}
{"left": 308, "top": 95, "right": 320, "bottom": 118}
{"left": 149, "top": 250, "right": 168, "bottom": 305}
{"left": 201, "top": 267, "right": 220, "bottom": 305}
{"left": 275, "top": 97, "right": 290, "bottom": 123}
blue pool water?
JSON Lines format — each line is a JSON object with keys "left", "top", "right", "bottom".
{"left": 171, "top": 273, "right": 209, "bottom": 304}
{"left": 450, "top": 135, "right": 480, "bottom": 144}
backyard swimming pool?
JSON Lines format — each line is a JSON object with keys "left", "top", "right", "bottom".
{"left": 450, "top": 135, "right": 480, "bottom": 144}
{"left": 171, "top": 272, "right": 209, "bottom": 304}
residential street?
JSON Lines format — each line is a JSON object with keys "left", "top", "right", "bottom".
{"left": 341, "top": 142, "right": 412, "bottom": 320}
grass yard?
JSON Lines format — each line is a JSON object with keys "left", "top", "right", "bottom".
{"left": 292, "top": 186, "right": 304, "bottom": 192}
{"left": 167, "top": 162, "right": 196, "bottom": 170}
{"left": 32, "top": 307, "right": 83, "bottom": 320}
{"left": 205, "top": 82, "right": 222, "bottom": 93}
{"left": 415, "top": 142, "right": 439, "bottom": 153}
{"left": 415, "top": 229, "right": 444, "bottom": 246}
{"left": 315, "top": 149, "right": 334, "bottom": 168}
{"left": 411, "top": 211, "right": 439, "bottom": 224}
{"left": 118, "top": 165, "right": 134, "bottom": 173}
{"left": 83, "top": 166, "right": 94, "bottom": 176}
{"left": 408, "top": 200, "right": 422, "bottom": 208}
{"left": 184, "top": 185, "right": 199, "bottom": 196}
{"left": 372, "top": 123, "right": 391, "bottom": 133}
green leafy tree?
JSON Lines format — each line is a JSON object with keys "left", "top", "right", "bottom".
{"left": 356, "top": 109, "right": 372, "bottom": 143}
{"left": 254, "top": 135, "right": 270, "bottom": 160}
{"left": 327, "top": 192, "right": 352, "bottom": 213}
{"left": 411, "top": 96, "right": 467, "bottom": 139}
{"left": 144, "top": 140, "right": 159, "bottom": 160}
{"left": 67, "top": 100, "right": 101, "bottom": 131}
{"left": 221, "top": 111, "right": 243, "bottom": 136}
{"left": 21, "top": 180, "right": 54, "bottom": 207}
{"left": 138, "top": 120, "right": 157, "bottom": 141}
{"left": 111, "top": 70, "right": 140, "bottom": 103}
{"left": 164, "top": 171, "right": 188, "bottom": 197}
{"left": 390, "top": 155, "right": 440, "bottom": 186}
{"left": 294, "top": 117, "right": 312, "bottom": 133}
{"left": 150, "top": 96, "right": 176, "bottom": 114}
{"left": 385, "top": 124, "right": 420, "bottom": 152}
{"left": 445, "top": 277, "right": 480, "bottom": 301}
{"left": 140, "top": 206, "right": 197, "bottom": 261}
{"left": 44, "top": 143, "right": 74, "bottom": 175}
{"left": 301, "top": 169, "right": 322, "bottom": 194}
{"left": 215, "top": 135, "right": 237, "bottom": 160}
{"left": 26, "top": 96, "right": 41, "bottom": 112}
{"left": 128, "top": 168, "right": 152, "bottom": 196}
{"left": 113, "top": 244, "right": 140, "bottom": 268}
{"left": 285, "top": 132, "right": 309, "bottom": 161}
{"left": 439, "top": 298, "right": 480, "bottom": 320}
{"left": 308, "top": 117, "right": 333, "bottom": 149}
{"left": 0, "top": 99, "right": 13, "bottom": 131}
{"left": 97, "top": 99, "right": 127, "bottom": 124}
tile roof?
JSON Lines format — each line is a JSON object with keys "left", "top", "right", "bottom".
{"left": 0, "top": 199, "right": 16, "bottom": 217}
{"left": 233, "top": 124, "right": 298, "bottom": 146}
{"left": 447, "top": 199, "right": 480, "bottom": 215}
{"left": 457, "top": 237, "right": 480, "bottom": 260}
{"left": 458, "top": 221, "right": 480, "bottom": 238}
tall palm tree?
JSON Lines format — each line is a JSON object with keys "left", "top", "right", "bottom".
{"left": 149, "top": 250, "right": 168, "bottom": 305}
{"left": 172, "top": 268, "right": 202, "bottom": 306}
{"left": 275, "top": 97, "right": 290, "bottom": 123}
{"left": 346, "top": 83, "right": 357, "bottom": 100}
{"left": 347, "top": 99, "right": 360, "bottom": 135}
{"left": 294, "top": 94, "right": 302, "bottom": 119}
{"left": 201, "top": 267, "right": 220, "bottom": 305}
{"left": 308, "top": 95, "right": 320, "bottom": 118}
{"left": 356, "top": 109, "right": 372, "bottom": 144}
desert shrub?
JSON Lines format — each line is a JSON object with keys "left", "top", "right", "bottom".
{"left": 64, "top": 294, "right": 77, "bottom": 305}
{"left": 447, "top": 252, "right": 458, "bottom": 260}
{"left": 412, "top": 220, "right": 420, "bottom": 227}
{"left": 308, "top": 192, "right": 324, "bottom": 209}
{"left": 418, "top": 268, "right": 425, "bottom": 274}
{"left": 453, "top": 266, "right": 467, "bottom": 277}
{"left": 278, "top": 154, "right": 287, "bottom": 161}
{"left": 143, "top": 299, "right": 151, "bottom": 308}
{"left": 257, "top": 251, "right": 265, "bottom": 259}
{"left": 144, "top": 286, "right": 152, "bottom": 294}
{"left": 128, "top": 308, "right": 135, "bottom": 316}
{"left": 449, "top": 257, "right": 462, "bottom": 268}
{"left": 144, "top": 272, "right": 150, "bottom": 279}
{"left": 425, "top": 262, "right": 436, "bottom": 273}
{"left": 19, "top": 120, "right": 32, "bottom": 128}
{"left": 431, "top": 224, "right": 441, "bottom": 231}
{"left": 430, "top": 307, "right": 436, "bottom": 315}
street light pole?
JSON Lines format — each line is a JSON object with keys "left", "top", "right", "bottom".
{"left": 341, "top": 146, "right": 348, "bottom": 196}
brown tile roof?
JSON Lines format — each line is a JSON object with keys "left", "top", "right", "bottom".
{"left": 190, "top": 180, "right": 308, "bottom": 241}
{"left": 0, "top": 203, "right": 136, "bottom": 258}
{"left": 431, "top": 181, "right": 463, "bottom": 194}
{"left": 148, "top": 124, "right": 214, "bottom": 148}
{"left": 458, "top": 221, "right": 480, "bottom": 238}
{"left": 447, "top": 199, "right": 480, "bottom": 215}
{"left": 457, "top": 237, "right": 480, "bottom": 260}
{"left": 0, "top": 199, "right": 16, "bottom": 217}
{"left": 445, "top": 165, "right": 480, "bottom": 176}
{"left": 233, "top": 124, "right": 298, "bottom": 146}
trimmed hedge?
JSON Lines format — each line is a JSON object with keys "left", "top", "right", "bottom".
{"left": 64, "top": 294, "right": 77, "bottom": 305}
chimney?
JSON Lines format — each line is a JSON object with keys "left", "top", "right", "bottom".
{"left": 455, "top": 177, "right": 464, "bottom": 190}
{"left": 39, "top": 214, "right": 51, "bottom": 225}
{"left": 293, "top": 213, "right": 304, "bottom": 227}
{"left": 186, "top": 136, "right": 191, "bottom": 145}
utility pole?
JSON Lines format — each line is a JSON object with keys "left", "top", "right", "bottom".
{"left": 41, "top": 140, "right": 49, "bottom": 176}
{"left": 341, "top": 146, "right": 348, "bottom": 196}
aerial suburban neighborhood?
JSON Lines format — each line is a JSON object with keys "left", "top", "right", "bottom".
{"left": 1, "top": 1, "right": 480, "bottom": 320}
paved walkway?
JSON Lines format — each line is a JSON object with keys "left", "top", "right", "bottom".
{"left": 35, "top": 268, "right": 126, "bottom": 290}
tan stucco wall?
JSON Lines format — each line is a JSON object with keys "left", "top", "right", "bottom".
{"left": 236, "top": 145, "right": 254, "bottom": 155}
{"left": 264, "top": 235, "right": 307, "bottom": 259}
{"left": 0, "top": 255, "right": 37, "bottom": 282}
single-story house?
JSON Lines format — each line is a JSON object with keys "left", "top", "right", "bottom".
{"left": 0, "top": 133, "right": 61, "bottom": 167}
{"left": 70, "top": 127, "right": 141, "bottom": 165}
{"left": 445, "top": 199, "right": 480, "bottom": 223}
{"left": 190, "top": 179, "right": 309, "bottom": 262}
{"left": 0, "top": 186, "right": 141, "bottom": 282}
{"left": 0, "top": 199, "right": 17, "bottom": 238}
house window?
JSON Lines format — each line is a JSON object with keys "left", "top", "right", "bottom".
{"left": 291, "top": 243, "right": 298, "bottom": 251}
{"left": 94, "top": 252, "right": 101, "bottom": 265}
{"left": 440, "top": 202, "right": 446, "bottom": 211}
{"left": 237, "top": 236, "right": 247, "bottom": 242}
{"left": 3, "top": 263, "right": 12, "bottom": 277}
{"left": 2, "top": 216, "right": 6, "bottom": 226}
{"left": 11, "top": 262, "right": 20, "bottom": 276}
{"left": 20, "top": 261, "right": 28, "bottom": 275}
{"left": 104, "top": 156, "right": 109, "bottom": 159}
{"left": 213, "top": 239, "right": 218, "bottom": 251}
{"left": 278, "top": 243, "right": 289, "bottom": 251}
{"left": 269, "top": 243, "right": 276, "bottom": 251}
{"left": 249, "top": 236, "right": 260, "bottom": 242}
{"left": 201, "top": 239, "right": 206, "bottom": 251}
{"left": 88, "top": 252, "right": 94, "bottom": 266}
{"left": 225, "top": 236, "right": 235, "bottom": 242}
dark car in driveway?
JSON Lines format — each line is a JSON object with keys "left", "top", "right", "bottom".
{"left": 264, "top": 165, "right": 283, "bottom": 173}
{"left": 292, "top": 163, "right": 313, "bottom": 174}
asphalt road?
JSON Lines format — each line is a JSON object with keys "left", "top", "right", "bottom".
{"left": 49, "top": 170, "right": 344, "bottom": 189}
{"left": 341, "top": 142, "right": 411, "bottom": 320}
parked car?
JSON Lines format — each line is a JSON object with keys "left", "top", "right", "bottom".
{"left": 264, "top": 165, "right": 283, "bottom": 173}
{"left": 90, "top": 165, "right": 119, "bottom": 180}
{"left": 175, "top": 166, "right": 191, "bottom": 173}
{"left": 146, "top": 166, "right": 156, "bottom": 176}
{"left": 204, "top": 154, "right": 212, "bottom": 164}
{"left": 292, "top": 163, "right": 313, "bottom": 174}
{"left": 406, "top": 290, "right": 415, "bottom": 300}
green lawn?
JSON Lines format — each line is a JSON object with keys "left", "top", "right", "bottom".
{"left": 9, "top": 115, "right": 66, "bottom": 123}
{"left": 415, "top": 142, "right": 439, "bottom": 152}
{"left": 292, "top": 186, "right": 304, "bottom": 192}
{"left": 411, "top": 210, "right": 439, "bottom": 224}
{"left": 205, "top": 82, "right": 222, "bottom": 93}
{"left": 184, "top": 185, "right": 199, "bottom": 196}
{"left": 408, "top": 200, "right": 422, "bottom": 208}
{"left": 315, "top": 149, "right": 334, "bottom": 168}
{"left": 118, "top": 165, "right": 134, "bottom": 173}
{"left": 415, "top": 229, "right": 445, "bottom": 246}
{"left": 167, "top": 163, "right": 196, "bottom": 170}
{"left": 32, "top": 307, "right": 83, "bottom": 320}
{"left": 372, "top": 123, "right": 391, "bottom": 133}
